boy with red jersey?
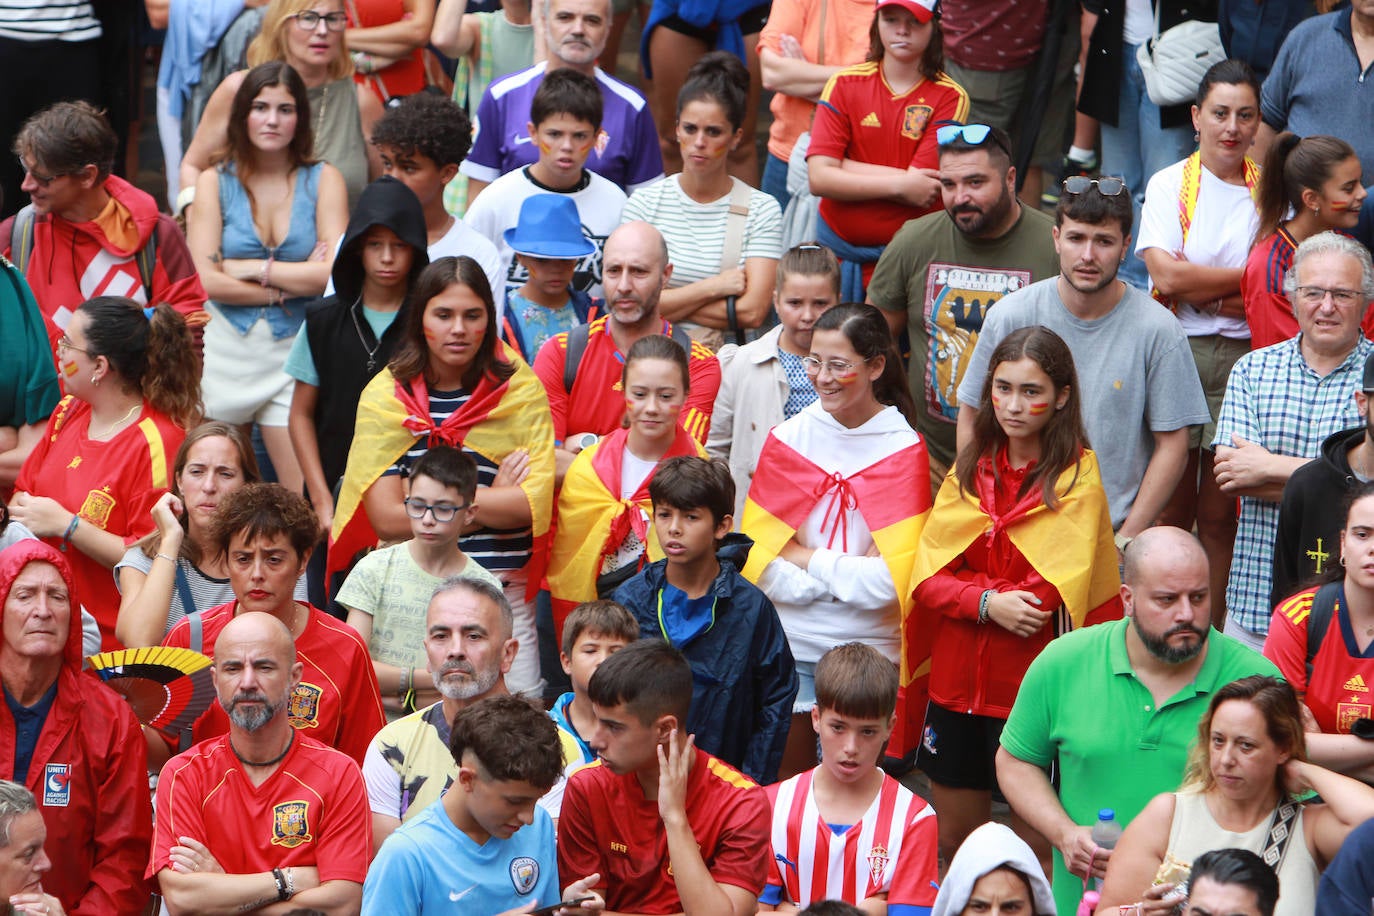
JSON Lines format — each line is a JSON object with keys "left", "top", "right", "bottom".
{"left": 150, "top": 612, "right": 371, "bottom": 912}
{"left": 557, "top": 638, "right": 771, "bottom": 915}
{"left": 760, "top": 643, "right": 939, "bottom": 914}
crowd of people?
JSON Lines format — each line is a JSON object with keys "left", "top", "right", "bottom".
{"left": 5, "top": 0, "right": 1374, "bottom": 912}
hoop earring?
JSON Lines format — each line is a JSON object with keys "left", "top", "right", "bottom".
{"left": 1341, "top": 554, "right": 1348, "bottom": 567}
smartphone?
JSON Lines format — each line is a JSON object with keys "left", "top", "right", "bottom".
{"left": 525, "top": 896, "right": 594, "bottom": 916}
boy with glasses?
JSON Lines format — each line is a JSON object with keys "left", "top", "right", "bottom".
{"left": 338, "top": 445, "right": 502, "bottom": 719}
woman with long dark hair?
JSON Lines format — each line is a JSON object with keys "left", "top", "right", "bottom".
{"left": 741, "top": 302, "right": 930, "bottom": 777}
{"left": 910, "top": 325, "right": 1122, "bottom": 865}
{"left": 10, "top": 298, "right": 201, "bottom": 648}
{"left": 621, "top": 51, "right": 782, "bottom": 348}
{"left": 189, "top": 61, "right": 348, "bottom": 498}
{"left": 331, "top": 256, "right": 555, "bottom": 694}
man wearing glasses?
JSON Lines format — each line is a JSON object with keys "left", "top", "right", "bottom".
{"left": 955, "top": 176, "right": 1209, "bottom": 549}
{"left": 1211, "top": 232, "right": 1374, "bottom": 651}
{"left": 868, "top": 122, "right": 1060, "bottom": 490}
{"left": 1, "top": 101, "right": 207, "bottom": 353}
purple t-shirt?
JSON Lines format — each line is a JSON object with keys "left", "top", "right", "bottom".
{"left": 459, "top": 62, "right": 665, "bottom": 192}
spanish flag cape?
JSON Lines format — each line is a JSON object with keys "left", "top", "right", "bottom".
{"left": 907, "top": 447, "right": 1122, "bottom": 657}
{"left": 547, "top": 424, "right": 706, "bottom": 635}
{"left": 327, "top": 346, "right": 555, "bottom": 598}
{"left": 740, "top": 405, "right": 931, "bottom": 750}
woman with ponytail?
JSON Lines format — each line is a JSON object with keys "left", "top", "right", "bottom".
{"left": 1244, "top": 132, "right": 1368, "bottom": 350}
{"left": 10, "top": 298, "right": 201, "bottom": 649}
{"left": 740, "top": 302, "right": 930, "bottom": 776}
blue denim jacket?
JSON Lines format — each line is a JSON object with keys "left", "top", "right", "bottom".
{"left": 212, "top": 162, "right": 321, "bottom": 340}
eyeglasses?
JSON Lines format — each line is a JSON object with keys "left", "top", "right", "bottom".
{"left": 16, "top": 157, "right": 71, "bottom": 187}
{"left": 801, "top": 355, "right": 872, "bottom": 377}
{"left": 56, "top": 335, "right": 89, "bottom": 355}
{"left": 291, "top": 10, "right": 349, "bottom": 31}
{"left": 1062, "top": 176, "right": 1128, "bottom": 196}
{"left": 403, "top": 498, "right": 467, "bottom": 522}
{"left": 935, "top": 123, "right": 1013, "bottom": 159}
{"left": 1295, "top": 285, "right": 1364, "bottom": 307}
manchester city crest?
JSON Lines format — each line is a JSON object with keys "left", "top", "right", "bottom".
{"left": 509, "top": 856, "right": 539, "bottom": 895}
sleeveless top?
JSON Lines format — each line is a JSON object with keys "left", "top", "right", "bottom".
{"left": 1165, "top": 791, "right": 1318, "bottom": 916}
{"left": 215, "top": 160, "right": 323, "bottom": 338}
{"left": 309, "top": 77, "right": 368, "bottom": 209}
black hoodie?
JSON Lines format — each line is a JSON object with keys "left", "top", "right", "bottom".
{"left": 302, "top": 176, "right": 429, "bottom": 490}
{"left": 1272, "top": 425, "right": 1367, "bottom": 609}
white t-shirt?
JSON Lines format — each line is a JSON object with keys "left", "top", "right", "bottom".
{"left": 1137, "top": 157, "right": 1258, "bottom": 339}
{"left": 1124, "top": 0, "right": 1155, "bottom": 47}
{"left": 463, "top": 167, "right": 627, "bottom": 303}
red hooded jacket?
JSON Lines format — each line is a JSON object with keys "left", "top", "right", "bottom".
{"left": 0, "top": 540, "right": 152, "bottom": 913}
{"left": 0, "top": 175, "right": 206, "bottom": 349}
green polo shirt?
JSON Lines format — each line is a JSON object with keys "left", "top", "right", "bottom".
{"left": 1000, "top": 618, "right": 1281, "bottom": 915}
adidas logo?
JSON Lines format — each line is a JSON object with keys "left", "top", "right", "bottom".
{"left": 861, "top": 112, "right": 881, "bottom": 128}
{"left": 1345, "top": 674, "right": 1369, "bottom": 692}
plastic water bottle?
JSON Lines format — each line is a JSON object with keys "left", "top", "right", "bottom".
{"left": 1090, "top": 808, "right": 1124, "bottom": 890}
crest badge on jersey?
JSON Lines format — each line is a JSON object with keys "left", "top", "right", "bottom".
{"left": 510, "top": 856, "right": 539, "bottom": 894}
{"left": 79, "top": 488, "right": 115, "bottom": 529}
{"left": 288, "top": 682, "right": 322, "bottom": 728}
{"left": 866, "top": 843, "right": 891, "bottom": 886}
{"left": 901, "top": 105, "right": 933, "bottom": 140}
{"left": 43, "top": 764, "right": 71, "bottom": 807}
{"left": 271, "top": 800, "right": 313, "bottom": 848}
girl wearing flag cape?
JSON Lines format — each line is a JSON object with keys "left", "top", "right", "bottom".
{"left": 329, "top": 256, "right": 555, "bottom": 695}
{"left": 547, "top": 335, "right": 706, "bottom": 633}
{"left": 741, "top": 303, "right": 929, "bottom": 778}
{"left": 910, "top": 325, "right": 1121, "bottom": 865}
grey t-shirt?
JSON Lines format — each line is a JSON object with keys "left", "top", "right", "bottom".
{"left": 956, "top": 278, "right": 1210, "bottom": 526}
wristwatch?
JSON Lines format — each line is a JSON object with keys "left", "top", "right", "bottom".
{"left": 575, "top": 433, "right": 600, "bottom": 451}
{"left": 1114, "top": 531, "right": 1134, "bottom": 553}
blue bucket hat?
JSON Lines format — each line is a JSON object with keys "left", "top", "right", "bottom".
{"left": 503, "top": 194, "right": 596, "bottom": 259}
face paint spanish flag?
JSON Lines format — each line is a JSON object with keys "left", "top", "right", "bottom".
{"left": 907, "top": 447, "right": 1123, "bottom": 675}
{"left": 547, "top": 425, "right": 706, "bottom": 636}
{"left": 740, "top": 415, "right": 931, "bottom": 752}
{"left": 328, "top": 345, "right": 555, "bottom": 598}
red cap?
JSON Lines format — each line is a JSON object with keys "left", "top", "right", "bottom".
{"left": 874, "top": 0, "right": 937, "bottom": 23}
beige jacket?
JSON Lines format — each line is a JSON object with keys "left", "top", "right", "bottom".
{"left": 707, "top": 324, "right": 790, "bottom": 523}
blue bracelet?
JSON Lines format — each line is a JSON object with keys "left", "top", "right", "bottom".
{"left": 59, "top": 515, "right": 79, "bottom": 552}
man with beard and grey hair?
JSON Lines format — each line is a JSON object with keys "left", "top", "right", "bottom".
{"left": 363, "top": 577, "right": 525, "bottom": 851}
{"left": 151, "top": 612, "right": 372, "bottom": 913}
{"left": 992, "top": 527, "right": 1280, "bottom": 916}
{"left": 867, "top": 123, "right": 1059, "bottom": 488}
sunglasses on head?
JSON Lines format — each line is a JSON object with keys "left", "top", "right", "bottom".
{"left": 1062, "top": 176, "right": 1127, "bottom": 196}
{"left": 935, "top": 123, "right": 1012, "bottom": 158}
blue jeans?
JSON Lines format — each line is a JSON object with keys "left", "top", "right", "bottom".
{"left": 1100, "top": 43, "right": 1196, "bottom": 290}
{"left": 762, "top": 152, "right": 791, "bottom": 213}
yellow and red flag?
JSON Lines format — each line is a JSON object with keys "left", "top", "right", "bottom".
{"left": 328, "top": 346, "right": 555, "bottom": 598}
{"left": 547, "top": 425, "right": 705, "bottom": 636}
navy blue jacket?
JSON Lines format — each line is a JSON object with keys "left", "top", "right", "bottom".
{"left": 614, "top": 533, "right": 798, "bottom": 785}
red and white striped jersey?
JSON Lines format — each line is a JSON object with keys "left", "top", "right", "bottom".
{"left": 764, "top": 767, "right": 939, "bottom": 909}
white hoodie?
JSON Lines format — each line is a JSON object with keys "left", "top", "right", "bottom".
{"left": 931, "top": 822, "right": 1058, "bottom": 916}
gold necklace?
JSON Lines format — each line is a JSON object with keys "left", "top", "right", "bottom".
{"left": 89, "top": 402, "right": 141, "bottom": 439}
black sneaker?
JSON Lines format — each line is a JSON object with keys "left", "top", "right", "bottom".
{"left": 1041, "top": 152, "right": 1100, "bottom": 208}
